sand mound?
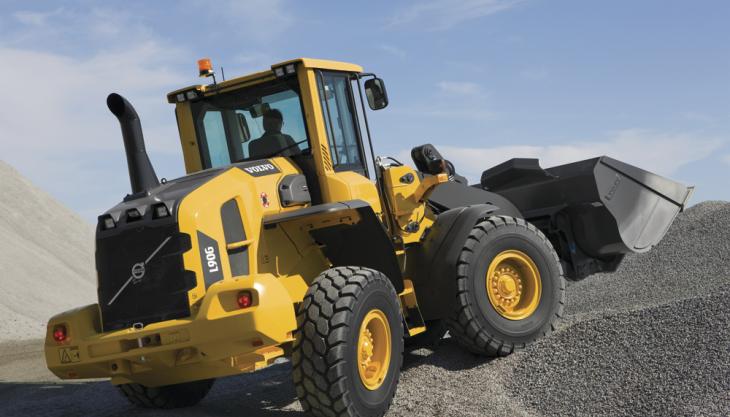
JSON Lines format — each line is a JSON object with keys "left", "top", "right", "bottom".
{"left": 0, "top": 161, "right": 95, "bottom": 340}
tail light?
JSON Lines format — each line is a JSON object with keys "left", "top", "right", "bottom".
{"left": 53, "top": 325, "right": 68, "bottom": 343}
{"left": 237, "top": 291, "right": 253, "bottom": 309}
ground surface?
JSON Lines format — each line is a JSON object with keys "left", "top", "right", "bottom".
{"left": 0, "top": 164, "right": 728, "bottom": 417}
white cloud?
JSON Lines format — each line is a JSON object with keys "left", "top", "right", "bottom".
{"left": 378, "top": 44, "right": 406, "bottom": 59}
{"left": 0, "top": 42, "right": 191, "bottom": 216}
{"left": 393, "top": 80, "right": 494, "bottom": 121}
{"left": 0, "top": 5, "right": 196, "bottom": 219}
{"left": 437, "top": 81, "right": 481, "bottom": 95}
{"left": 227, "top": 52, "right": 279, "bottom": 76}
{"left": 389, "top": 0, "right": 525, "bottom": 31}
{"left": 5, "top": 7, "right": 157, "bottom": 51}
{"left": 216, "top": 0, "right": 294, "bottom": 40}
{"left": 722, "top": 154, "right": 730, "bottom": 166}
{"left": 682, "top": 111, "right": 714, "bottom": 123}
{"left": 0, "top": 43, "right": 187, "bottom": 151}
{"left": 398, "top": 129, "right": 725, "bottom": 183}
{"left": 12, "top": 9, "right": 62, "bottom": 26}
{"left": 0, "top": 3, "right": 306, "bottom": 219}
{"left": 414, "top": 107, "right": 497, "bottom": 121}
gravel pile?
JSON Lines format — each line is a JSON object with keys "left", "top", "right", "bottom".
{"left": 566, "top": 200, "right": 730, "bottom": 318}
{"left": 388, "top": 200, "right": 730, "bottom": 416}
{"left": 506, "top": 291, "right": 729, "bottom": 417}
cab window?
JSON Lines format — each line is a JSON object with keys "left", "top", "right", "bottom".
{"left": 202, "top": 111, "right": 230, "bottom": 167}
{"left": 191, "top": 80, "right": 310, "bottom": 169}
{"left": 317, "top": 71, "right": 367, "bottom": 176}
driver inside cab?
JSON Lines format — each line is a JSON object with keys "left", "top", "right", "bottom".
{"left": 249, "top": 109, "right": 299, "bottom": 159}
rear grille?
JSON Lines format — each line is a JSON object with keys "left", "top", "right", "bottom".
{"left": 97, "top": 218, "right": 195, "bottom": 331}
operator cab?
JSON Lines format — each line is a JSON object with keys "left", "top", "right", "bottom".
{"left": 168, "top": 58, "right": 385, "bottom": 207}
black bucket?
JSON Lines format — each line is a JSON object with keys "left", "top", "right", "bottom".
{"left": 480, "top": 156, "right": 693, "bottom": 279}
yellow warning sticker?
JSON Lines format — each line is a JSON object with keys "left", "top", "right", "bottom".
{"left": 59, "top": 347, "right": 81, "bottom": 364}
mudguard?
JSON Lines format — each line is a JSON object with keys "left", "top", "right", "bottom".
{"left": 407, "top": 204, "right": 502, "bottom": 320}
{"left": 265, "top": 200, "right": 403, "bottom": 292}
{"left": 428, "top": 181, "right": 522, "bottom": 217}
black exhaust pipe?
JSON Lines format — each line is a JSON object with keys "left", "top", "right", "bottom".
{"left": 106, "top": 93, "right": 159, "bottom": 198}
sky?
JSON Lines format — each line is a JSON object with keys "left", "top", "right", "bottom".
{"left": 0, "top": 0, "right": 728, "bottom": 221}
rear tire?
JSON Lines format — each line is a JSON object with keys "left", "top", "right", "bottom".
{"left": 292, "top": 266, "right": 404, "bottom": 417}
{"left": 117, "top": 378, "right": 214, "bottom": 409}
{"left": 446, "top": 216, "right": 565, "bottom": 356}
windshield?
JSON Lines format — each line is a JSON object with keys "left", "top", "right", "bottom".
{"left": 190, "top": 79, "right": 310, "bottom": 169}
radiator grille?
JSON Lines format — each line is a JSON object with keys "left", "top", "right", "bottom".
{"left": 97, "top": 219, "right": 194, "bottom": 331}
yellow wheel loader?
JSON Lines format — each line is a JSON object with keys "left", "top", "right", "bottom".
{"left": 45, "top": 58, "right": 693, "bottom": 416}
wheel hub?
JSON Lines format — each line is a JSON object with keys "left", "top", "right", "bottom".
{"left": 359, "top": 329, "right": 375, "bottom": 368}
{"left": 486, "top": 250, "right": 541, "bottom": 320}
{"left": 494, "top": 267, "right": 522, "bottom": 302}
{"left": 357, "top": 309, "right": 391, "bottom": 391}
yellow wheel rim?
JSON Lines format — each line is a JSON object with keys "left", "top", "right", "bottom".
{"left": 486, "top": 250, "right": 542, "bottom": 320}
{"left": 357, "top": 309, "right": 391, "bottom": 390}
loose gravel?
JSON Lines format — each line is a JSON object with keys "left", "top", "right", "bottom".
{"left": 0, "top": 201, "right": 727, "bottom": 417}
{"left": 566, "top": 200, "right": 730, "bottom": 319}
{"left": 506, "top": 291, "right": 729, "bottom": 417}
{"left": 389, "top": 201, "right": 730, "bottom": 417}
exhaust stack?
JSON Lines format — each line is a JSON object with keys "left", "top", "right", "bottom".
{"left": 106, "top": 93, "right": 159, "bottom": 198}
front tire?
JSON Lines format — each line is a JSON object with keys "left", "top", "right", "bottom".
{"left": 117, "top": 378, "right": 214, "bottom": 409}
{"left": 447, "top": 216, "right": 565, "bottom": 356}
{"left": 292, "top": 266, "right": 404, "bottom": 417}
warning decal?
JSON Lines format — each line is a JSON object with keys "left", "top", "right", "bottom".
{"left": 59, "top": 347, "right": 81, "bottom": 363}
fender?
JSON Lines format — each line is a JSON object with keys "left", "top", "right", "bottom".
{"left": 427, "top": 181, "right": 522, "bottom": 217}
{"left": 265, "top": 200, "right": 403, "bottom": 292}
{"left": 407, "top": 204, "right": 504, "bottom": 320}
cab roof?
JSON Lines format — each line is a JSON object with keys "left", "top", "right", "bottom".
{"left": 167, "top": 58, "right": 363, "bottom": 103}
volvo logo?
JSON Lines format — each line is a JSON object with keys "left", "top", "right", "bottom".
{"left": 131, "top": 262, "right": 145, "bottom": 282}
{"left": 237, "top": 160, "right": 280, "bottom": 177}
{"left": 243, "top": 163, "right": 276, "bottom": 174}
{"left": 107, "top": 236, "right": 172, "bottom": 306}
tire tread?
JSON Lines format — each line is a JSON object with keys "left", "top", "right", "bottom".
{"left": 292, "top": 266, "right": 402, "bottom": 417}
{"left": 446, "top": 215, "right": 566, "bottom": 356}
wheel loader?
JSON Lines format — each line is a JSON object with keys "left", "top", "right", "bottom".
{"left": 45, "top": 58, "right": 693, "bottom": 416}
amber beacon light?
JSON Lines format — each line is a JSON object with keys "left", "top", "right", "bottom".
{"left": 198, "top": 58, "right": 214, "bottom": 77}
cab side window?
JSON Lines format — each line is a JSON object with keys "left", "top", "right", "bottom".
{"left": 202, "top": 111, "right": 231, "bottom": 167}
{"left": 317, "top": 71, "right": 367, "bottom": 175}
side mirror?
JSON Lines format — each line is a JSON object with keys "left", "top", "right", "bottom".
{"left": 364, "top": 78, "right": 389, "bottom": 110}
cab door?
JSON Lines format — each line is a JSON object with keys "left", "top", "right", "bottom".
{"left": 314, "top": 71, "right": 382, "bottom": 213}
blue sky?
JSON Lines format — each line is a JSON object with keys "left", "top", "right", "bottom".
{"left": 1, "top": 0, "right": 728, "bottom": 220}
